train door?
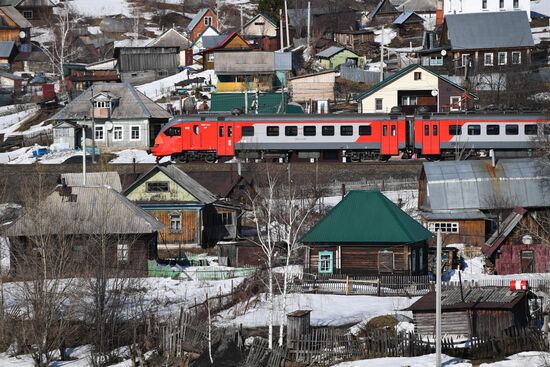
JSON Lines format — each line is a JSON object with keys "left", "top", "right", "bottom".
{"left": 422, "top": 121, "right": 440, "bottom": 155}
{"left": 217, "top": 122, "right": 235, "bottom": 157}
{"left": 190, "top": 123, "right": 202, "bottom": 149}
{"left": 381, "top": 122, "right": 399, "bottom": 155}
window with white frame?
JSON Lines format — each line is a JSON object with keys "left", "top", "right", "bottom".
{"left": 498, "top": 52, "right": 507, "bottom": 65}
{"left": 113, "top": 125, "right": 123, "bottom": 141}
{"left": 430, "top": 56, "right": 443, "bottom": 66}
{"left": 484, "top": 53, "right": 493, "bottom": 66}
{"left": 130, "top": 126, "right": 140, "bottom": 140}
{"left": 422, "top": 56, "right": 430, "bottom": 66}
{"left": 95, "top": 125, "right": 104, "bottom": 140}
{"left": 94, "top": 100, "right": 110, "bottom": 108}
{"left": 170, "top": 213, "right": 182, "bottom": 232}
{"left": 482, "top": 0, "right": 487, "bottom": 9}
{"left": 450, "top": 96, "right": 461, "bottom": 111}
{"left": 428, "top": 222, "right": 459, "bottom": 233}
{"left": 513, "top": 0, "right": 519, "bottom": 8}
{"left": 512, "top": 51, "right": 521, "bottom": 64}
{"left": 117, "top": 244, "right": 129, "bottom": 263}
{"left": 461, "top": 54, "right": 470, "bottom": 67}
{"left": 401, "top": 96, "right": 416, "bottom": 106}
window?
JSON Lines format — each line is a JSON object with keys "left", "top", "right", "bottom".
{"left": 22, "top": 10, "right": 32, "bottom": 19}
{"left": 401, "top": 96, "right": 416, "bottom": 106}
{"left": 146, "top": 181, "right": 169, "bottom": 192}
{"left": 499, "top": 0, "right": 504, "bottom": 8}
{"left": 375, "top": 98, "right": 383, "bottom": 111}
{"left": 166, "top": 127, "right": 181, "bottom": 137}
{"left": 482, "top": 0, "right": 487, "bottom": 9}
{"left": 512, "top": 51, "right": 521, "bottom": 64}
{"left": 461, "top": 54, "right": 470, "bottom": 67}
{"left": 219, "top": 126, "right": 224, "bottom": 137}
{"left": 428, "top": 222, "right": 459, "bottom": 233}
{"left": 422, "top": 57, "right": 430, "bottom": 66}
{"left": 513, "top": 0, "right": 519, "bottom": 8}
{"left": 267, "top": 126, "right": 279, "bottom": 136}
{"left": 449, "top": 125, "right": 462, "bottom": 135}
{"left": 433, "top": 125, "right": 438, "bottom": 136}
{"left": 424, "top": 125, "right": 430, "bottom": 136}
{"left": 450, "top": 96, "right": 462, "bottom": 111}
{"left": 378, "top": 250, "right": 394, "bottom": 273}
{"left": 94, "top": 126, "right": 104, "bottom": 141}
{"left": 131, "top": 126, "right": 140, "bottom": 140}
{"left": 430, "top": 56, "right": 443, "bottom": 66}
{"left": 113, "top": 126, "right": 123, "bottom": 141}
{"left": 193, "top": 125, "right": 199, "bottom": 135}
{"left": 359, "top": 125, "right": 372, "bottom": 136}
{"left": 521, "top": 250, "right": 535, "bottom": 273}
{"left": 525, "top": 124, "right": 538, "bottom": 135}
{"left": 170, "top": 214, "right": 182, "bottom": 233}
{"left": 117, "top": 244, "right": 129, "bottom": 263}
{"left": 414, "top": 72, "right": 422, "bottom": 80}
{"left": 322, "top": 126, "right": 334, "bottom": 136}
{"left": 340, "top": 125, "right": 353, "bottom": 136}
{"left": 383, "top": 125, "right": 388, "bottom": 136}
{"left": 506, "top": 124, "right": 519, "bottom": 135}
{"left": 486, "top": 124, "right": 500, "bottom": 135}
{"left": 467, "top": 124, "right": 481, "bottom": 135}
{"left": 54, "top": 128, "right": 70, "bottom": 138}
{"left": 242, "top": 126, "right": 254, "bottom": 136}
{"left": 304, "top": 126, "right": 316, "bottom": 136}
{"left": 228, "top": 126, "right": 232, "bottom": 137}
{"left": 217, "top": 212, "right": 234, "bottom": 225}
{"left": 391, "top": 125, "right": 396, "bottom": 136}
{"left": 204, "top": 16, "right": 212, "bottom": 26}
{"left": 484, "top": 53, "right": 493, "bottom": 66}
{"left": 411, "top": 249, "right": 417, "bottom": 273}
{"left": 419, "top": 248, "right": 424, "bottom": 271}
{"left": 93, "top": 100, "right": 110, "bottom": 108}
{"left": 498, "top": 52, "right": 507, "bottom": 65}
{"left": 318, "top": 251, "right": 333, "bottom": 274}
{"left": 285, "top": 126, "right": 298, "bottom": 136}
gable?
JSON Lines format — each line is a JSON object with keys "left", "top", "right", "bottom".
{"left": 223, "top": 34, "right": 251, "bottom": 50}
{"left": 125, "top": 170, "right": 200, "bottom": 203}
{"left": 0, "top": 8, "right": 18, "bottom": 27}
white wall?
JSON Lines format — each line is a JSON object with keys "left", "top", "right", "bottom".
{"left": 444, "top": 0, "right": 530, "bottom": 20}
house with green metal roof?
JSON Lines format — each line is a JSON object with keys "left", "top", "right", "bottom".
{"left": 355, "top": 64, "right": 477, "bottom": 114}
{"left": 301, "top": 190, "right": 432, "bottom": 275}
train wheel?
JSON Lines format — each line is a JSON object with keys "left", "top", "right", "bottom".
{"left": 379, "top": 155, "right": 391, "bottom": 162}
{"left": 205, "top": 154, "right": 216, "bottom": 163}
{"left": 177, "top": 154, "right": 188, "bottom": 163}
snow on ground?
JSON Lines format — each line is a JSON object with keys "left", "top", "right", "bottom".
{"left": 0, "top": 147, "right": 34, "bottom": 164}
{"left": 0, "top": 237, "right": 8, "bottom": 275}
{"left": 331, "top": 353, "right": 472, "bottom": 367}
{"left": 217, "top": 293, "right": 418, "bottom": 328}
{"left": 109, "top": 149, "right": 170, "bottom": 164}
{"left": 137, "top": 69, "right": 218, "bottom": 101}
{"left": 66, "top": 0, "right": 132, "bottom": 17}
{"left": 0, "top": 107, "right": 39, "bottom": 138}
{"left": 532, "top": 26, "right": 550, "bottom": 45}
{"left": 480, "top": 351, "right": 550, "bottom": 367}
{"left": 532, "top": 0, "right": 550, "bottom": 17}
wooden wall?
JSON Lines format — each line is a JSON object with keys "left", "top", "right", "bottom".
{"left": 425, "top": 219, "right": 487, "bottom": 248}
{"left": 152, "top": 209, "right": 201, "bottom": 245}
{"left": 414, "top": 311, "right": 470, "bottom": 336}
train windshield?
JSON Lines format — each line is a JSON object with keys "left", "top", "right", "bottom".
{"left": 165, "top": 127, "right": 181, "bottom": 136}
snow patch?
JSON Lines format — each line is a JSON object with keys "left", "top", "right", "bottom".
{"left": 331, "top": 353, "right": 472, "bottom": 367}
{"left": 109, "top": 149, "right": 170, "bottom": 164}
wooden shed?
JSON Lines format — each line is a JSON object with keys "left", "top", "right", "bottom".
{"left": 288, "top": 70, "right": 336, "bottom": 104}
{"left": 301, "top": 190, "right": 432, "bottom": 276}
{"left": 406, "top": 287, "right": 531, "bottom": 337}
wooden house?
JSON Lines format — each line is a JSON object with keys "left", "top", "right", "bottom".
{"left": 187, "top": 8, "right": 219, "bottom": 42}
{"left": 191, "top": 26, "right": 220, "bottom": 64}
{"left": 0, "top": 6, "right": 31, "bottom": 44}
{"left": 148, "top": 28, "right": 191, "bottom": 67}
{"left": 114, "top": 46, "right": 180, "bottom": 85}
{"left": 288, "top": 70, "right": 336, "bottom": 104}
{"left": 482, "top": 208, "right": 550, "bottom": 275}
{"left": 197, "top": 32, "right": 252, "bottom": 70}
{"left": 301, "top": 190, "right": 432, "bottom": 276}
{"left": 392, "top": 11, "right": 425, "bottom": 37}
{"left": 243, "top": 13, "right": 278, "bottom": 38}
{"left": 406, "top": 287, "right": 531, "bottom": 337}
{"left": 317, "top": 46, "right": 366, "bottom": 70}
{"left": 368, "top": 0, "right": 400, "bottom": 25}
{"left": 0, "top": 0, "right": 55, "bottom": 26}
{"left": 123, "top": 165, "right": 241, "bottom": 257}
{"left": 5, "top": 185, "right": 163, "bottom": 278}
{"left": 333, "top": 30, "right": 374, "bottom": 52}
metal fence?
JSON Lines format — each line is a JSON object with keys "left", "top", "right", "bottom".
{"left": 340, "top": 66, "right": 382, "bottom": 84}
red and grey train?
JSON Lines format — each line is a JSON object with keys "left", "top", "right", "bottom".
{"left": 150, "top": 113, "right": 549, "bottom": 162}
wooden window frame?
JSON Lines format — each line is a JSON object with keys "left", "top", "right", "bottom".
{"left": 170, "top": 213, "right": 182, "bottom": 233}
{"left": 117, "top": 244, "right": 129, "bottom": 263}
{"left": 130, "top": 125, "right": 141, "bottom": 141}
{"left": 378, "top": 250, "right": 395, "bottom": 273}
{"left": 428, "top": 221, "right": 459, "bottom": 233}
{"left": 146, "top": 181, "right": 170, "bottom": 193}
{"left": 318, "top": 251, "right": 334, "bottom": 274}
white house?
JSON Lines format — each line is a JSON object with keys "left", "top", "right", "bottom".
{"left": 243, "top": 13, "right": 278, "bottom": 38}
{"left": 443, "top": 0, "right": 531, "bottom": 20}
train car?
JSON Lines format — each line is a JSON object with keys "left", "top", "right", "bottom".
{"left": 151, "top": 113, "right": 549, "bottom": 162}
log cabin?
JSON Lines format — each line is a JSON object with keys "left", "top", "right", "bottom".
{"left": 0, "top": 5, "right": 31, "bottom": 45}
{"left": 301, "top": 190, "right": 432, "bottom": 275}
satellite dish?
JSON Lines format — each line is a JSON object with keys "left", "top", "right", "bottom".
{"left": 19, "top": 31, "right": 26, "bottom": 39}
{"left": 431, "top": 89, "right": 439, "bottom": 97}
{"left": 440, "top": 49, "right": 447, "bottom": 56}
{"left": 105, "top": 121, "right": 114, "bottom": 131}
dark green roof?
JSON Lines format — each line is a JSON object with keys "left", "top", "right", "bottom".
{"left": 245, "top": 13, "right": 278, "bottom": 29}
{"left": 301, "top": 190, "right": 432, "bottom": 244}
{"left": 355, "top": 64, "right": 478, "bottom": 101}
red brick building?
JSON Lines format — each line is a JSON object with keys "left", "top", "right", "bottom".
{"left": 187, "top": 8, "right": 219, "bottom": 42}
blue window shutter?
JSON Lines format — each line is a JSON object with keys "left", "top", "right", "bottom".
{"left": 318, "top": 251, "right": 334, "bottom": 274}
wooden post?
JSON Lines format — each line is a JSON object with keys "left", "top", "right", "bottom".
{"left": 345, "top": 276, "right": 350, "bottom": 295}
{"left": 377, "top": 276, "right": 381, "bottom": 297}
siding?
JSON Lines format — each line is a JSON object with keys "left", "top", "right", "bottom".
{"left": 243, "top": 16, "right": 278, "bottom": 38}
{"left": 152, "top": 209, "right": 201, "bottom": 244}
{"left": 79, "top": 118, "right": 150, "bottom": 150}
{"left": 289, "top": 72, "right": 336, "bottom": 103}
{"left": 319, "top": 49, "right": 365, "bottom": 69}
{"left": 414, "top": 311, "right": 470, "bottom": 336}
{"left": 126, "top": 171, "right": 200, "bottom": 203}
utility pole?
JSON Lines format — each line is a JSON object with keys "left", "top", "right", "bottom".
{"left": 279, "top": 9, "right": 284, "bottom": 51}
{"left": 91, "top": 85, "right": 96, "bottom": 164}
{"left": 307, "top": 1, "right": 311, "bottom": 48}
{"left": 380, "top": 26, "right": 385, "bottom": 82}
{"left": 82, "top": 126, "right": 87, "bottom": 186}
{"left": 284, "top": 0, "right": 290, "bottom": 49}
{"left": 436, "top": 230, "right": 442, "bottom": 367}
{"left": 240, "top": 6, "right": 244, "bottom": 34}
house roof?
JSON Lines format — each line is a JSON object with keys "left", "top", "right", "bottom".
{"left": 300, "top": 190, "right": 433, "bottom": 244}
{"left": 187, "top": 8, "right": 211, "bottom": 32}
{"left": 0, "top": 41, "right": 15, "bottom": 58}
{"left": 0, "top": 0, "right": 54, "bottom": 6}
{"left": 393, "top": 10, "right": 424, "bottom": 24}
{"left": 244, "top": 13, "right": 278, "bottom": 29}
{"left": 482, "top": 207, "right": 528, "bottom": 258}
{"left": 186, "top": 171, "right": 249, "bottom": 199}
{"left": 370, "top": 0, "right": 399, "bottom": 19}
{"left": 317, "top": 46, "right": 347, "bottom": 58}
{"left": 406, "top": 287, "right": 527, "bottom": 312}
{"left": 445, "top": 11, "right": 534, "bottom": 50}
{"left": 124, "top": 165, "right": 218, "bottom": 204}
{"left": 148, "top": 28, "right": 191, "bottom": 49}
{"left": 355, "top": 64, "right": 477, "bottom": 101}
{"left": 419, "top": 210, "right": 488, "bottom": 221}
{"left": 288, "top": 70, "right": 337, "bottom": 81}
{"left": 397, "top": 0, "right": 436, "bottom": 12}
{"left": 0, "top": 5, "right": 32, "bottom": 28}
{"left": 5, "top": 186, "right": 164, "bottom": 237}
{"left": 421, "top": 159, "right": 550, "bottom": 212}
{"left": 202, "top": 34, "right": 229, "bottom": 49}
{"left": 52, "top": 83, "right": 172, "bottom": 120}
{"left": 60, "top": 172, "right": 123, "bottom": 192}
{"left": 198, "top": 32, "right": 251, "bottom": 55}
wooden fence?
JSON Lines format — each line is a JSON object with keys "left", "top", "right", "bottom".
{"left": 243, "top": 338, "right": 288, "bottom": 367}
{"left": 290, "top": 273, "right": 434, "bottom": 297}
{"left": 444, "top": 277, "right": 550, "bottom": 291}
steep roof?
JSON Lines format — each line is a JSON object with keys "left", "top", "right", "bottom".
{"left": 355, "top": 64, "right": 477, "bottom": 101}
{"left": 52, "top": 83, "right": 172, "bottom": 120}
{"left": 0, "top": 41, "right": 15, "bottom": 58}
{"left": 198, "top": 32, "right": 251, "bottom": 54}
{"left": 123, "top": 165, "right": 218, "bottom": 204}
{"left": 0, "top": 5, "right": 32, "bottom": 28}
{"left": 301, "top": 190, "right": 432, "bottom": 244}
{"left": 187, "top": 8, "right": 211, "bottom": 32}
{"left": 149, "top": 28, "right": 191, "bottom": 49}
{"left": 369, "top": 0, "right": 399, "bottom": 19}
{"left": 445, "top": 11, "right": 534, "bottom": 50}
{"left": 0, "top": 0, "right": 54, "bottom": 6}
{"left": 317, "top": 46, "right": 357, "bottom": 59}
{"left": 482, "top": 207, "right": 528, "bottom": 257}
{"left": 244, "top": 13, "right": 278, "bottom": 29}
{"left": 5, "top": 186, "right": 164, "bottom": 237}
{"left": 393, "top": 10, "right": 424, "bottom": 24}
{"left": 60, "top": 172, "right": 123, "bottom": 192}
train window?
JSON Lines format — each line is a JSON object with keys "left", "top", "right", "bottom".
{"left": 433, "top": 125, "right": 438, "bottom": 136}
{"left": 267, "top": 126, "right": 279, "bottom": 136}
{"left": 322, "top": 126, "right": 334, "bottom": 136}
{"left": 359, "top": 125, "right": 372, "bottom": 136}
{"left": 391, "top": 125, "right": 396, "bottom": 136}
{"left": 525, "top": 124, "right": 538, "bottom": 135}
{"left": 285, "top": 126, "right": 298, "bottom": 136}
{"left": 424, "top": 125, "right": 429, "bottom": 136}
{"left": 166, "top": 127, "right": 181, "bottom": 136}
{"left": 505, "top": 125, "right": 519, "bottom": 135}
{"left": 467, "top": 125, "right": 481, "bottom": 135}
{"left": 228, "top": 126, "right": 233, "bottom": 137}
{"left": 219, "top": 126, "right": 224, "bottom": 137}
{"left": 242, "top": 126, "right": 254, "bottom": 136}
{"left": 383, "top": 125, "right": 388, "bottom": 136}
{"left": 304, "top": 126, "right": 316, "bottom": 136}
{"left": 449, "top": 125, "right": 462, "bottom": 135}
{"left": 193, "top": 125, "right": 199, "bottom": 135}
{"left": 486, "top": 125, "right": 500, "bottom": 135}
{"left": 340, "top": 125, "right": 353, "bottom": 136}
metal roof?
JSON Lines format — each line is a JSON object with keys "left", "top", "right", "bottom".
{"left": 0, "top": 0, "right": 54, "bottom": 6}
{"left": 5, "top": 186, "right": 164, "bottom": 237}
{"left": 397, "top": 0, "right": 436, "bottom": 12}
{"left": 187, "top": 8, "right": 210, "bottom": 32}
{"left": 202, "top": 34, "right": 228, "bottom": 49}
{"left": 482, "top": 207, "right": 528, "bottom": 257}
{"left": 214, "top": 51, "right": 291, "bottom": 74}
{"left": 52, "top": 83, "right": 172, "bottom": 120}
{"left": 61, "top": 172, "right": 123, "bottom": 192}
{"left": 419, "top": 210, "right": 488, "bottom": 220}
{"left": 148, "top": 28, "right": 191, "bottom": 49}
{"left": 445, "top": 11, "right": 534, "bottom": 50}
{"left": 244, "top": 13, "right": 278, "bottom": 29}
{"left": 317, "top": 46, "right": 345, "bottom": 58}
{"left": 0, "top": 5, "right": 32, "bottom": 28}
{"left": 393, "top": 10, "right": 424, "bottom": 24}
{"left": 422, "top": 159, "right": 550, "bottom": 212}
{"left": 0, "top": 41, "right": 15, "bottom": 58}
